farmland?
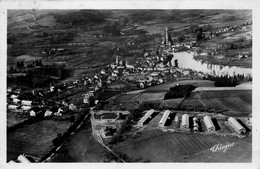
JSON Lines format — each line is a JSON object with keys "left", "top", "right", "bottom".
{"left": 49, "top": 120, "right": 111, "bottom": 162}
{"left": 179, "top": 89, "right": 252, "bottom": 116}
{"left": 7, "top": 119, "right": 73, "bottom": 161}
{"left": 145, "top": 80, "right": 214, "bottom": 91}
{"left": 113, "top": 129, "right": 251, "bottom": 162}
{"left": 6, "top": 9, "right": 252, "bottom": 163}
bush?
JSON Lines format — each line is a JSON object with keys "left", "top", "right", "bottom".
{"left": 164, "top": 85, "right": 195, "bottom": 99}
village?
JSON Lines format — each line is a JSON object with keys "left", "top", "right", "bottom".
{"left": 6, "top": 9, "right": 252, "bottom": 163}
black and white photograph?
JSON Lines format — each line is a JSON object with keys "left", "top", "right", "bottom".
{"left": 1, "top": 0, "right": 260, "bottom": 168}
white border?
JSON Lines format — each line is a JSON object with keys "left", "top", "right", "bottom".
{"left": 1, "top": 0, "right": 260, "bottom": 169}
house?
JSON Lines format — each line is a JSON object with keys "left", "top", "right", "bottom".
{"left": 69, "top": 103, "right": 77, "bottom": 111}
{"left": 181, "top": 114, "right": 189, "bottom": 129}
{"left": 21, "top": 105, "right": 31, "bottom": 111}
{"left": 158, "top": 110, "right": 171, "bottom": 127}
{"left": 21, "top": 100, "right": 32, "bottom": 106}
{"left": 137, "top": 109, "right": 155, "bottom": 126}
{"left": 17, "top": 155, "right": 31, "bottom": 163}
{"left": 44, "top": 110, "right": 53, "bottom": 117}
{"left": 7, "top": 87, "right": 12, "bottom": 93}
{"left": 8, "top": 105, "right": 18, "bottom": 110}
{"left": 10, "top": 94, "right": 18, "bottom": 99}
{"left": 13, "top": 98, "right": 21, "bottom": 104}
{"left": 228, "top": 117, "right": 246, "bottom": 134}
{"left": 30, "top": 110, "right": 36, "bottom": 117}
{"left": 203, "top": 116, "right": 215, "bottom": 132}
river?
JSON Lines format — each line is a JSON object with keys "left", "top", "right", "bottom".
{"left": 171, "top": 51, "right": 252, "bottom": 77}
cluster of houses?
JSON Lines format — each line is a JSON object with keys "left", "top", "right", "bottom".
{"left": 137, "top": 109, "right": 248, "bottom": 135}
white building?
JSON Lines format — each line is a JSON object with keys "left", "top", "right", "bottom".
{"left": 17, "top": 155, "right": 31, "bottom": 163}
{"left": 137, "top": 109, "right": 155, "bottom": 126}
{"left": 193, "top": 117, "right": 199, "bottom": 131}
{"left": 13, "top": 98, "right": 20, "bottom": 104}
{"left": 21, "top": 100, "right": 32, "bottom": 106}
{"left": 203, "top": 116, "right": 215, "bottom": 132}
{"left": 8, "top": 105, "right": 18, "bottom": 110}
{"left": 21, "top": 105, "right": 31, "bottom": 111}
{"left": 30, "top": 110, "right": 36, "bottom": 117}
{"left": 181, "top": 114, "right": 189, "bottom": 129}
{"left": 228, "top": 117, "right": 246, "bottom": 134}
{"left": 158, "top": 110, "right": 171, "bottom": 127}
{"left": 44, "top": 110, "right": 53, "bottom": 117}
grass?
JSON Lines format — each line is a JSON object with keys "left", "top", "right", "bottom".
{"left": 113, "top": 129, "right": 251, "bottom": 162}
{"left": 145, "top": 80, "right": 214, "bottom": 91}
{"left": 180, "top": 90, "right": 252, "bottom": 116}
{"left": 49, "top": 121, "right": 109, "bottom": 162}
{"left": 7, "top": 119, "right": 72, "bottom": 161}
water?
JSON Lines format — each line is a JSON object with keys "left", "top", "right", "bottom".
{"left": 171, "top": 52, "right": 252, "bottom": 77}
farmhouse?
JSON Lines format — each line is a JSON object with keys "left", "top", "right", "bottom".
{"left": 203, "top": 116, "right": 215, "bottom": 132}
{"left": 137, "top": 109, "right": 155, "bottom": 126}
{"left": 228, "top": 117, "right": 246, "bottom": 134}
{"left": 181, "top": 114, "right": 189, "bottom": 129}
{"left": 158, "top": 110, "right": 171, "bottom": 127}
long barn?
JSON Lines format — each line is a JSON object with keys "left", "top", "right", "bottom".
{"left": 181, "top": 114, "right": 189, "bottom": 129}
{"left": 137, "top": 109, "right": 155, "bottom": 126}
{"left": 203, "top": 116, "right": 215, "bottom": 132}
{"left": 228, "top": 117, "right": 246, "bottom": 134}
{"left": 158, "top": 110, "right": 171, "bottom": 127}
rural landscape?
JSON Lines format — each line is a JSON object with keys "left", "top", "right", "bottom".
{"left": 6, "top": 9, "right": 252, "bottom": 163}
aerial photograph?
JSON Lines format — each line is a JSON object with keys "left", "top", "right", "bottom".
{"left": 6, "top": 9, "right": 252, "bottom": 163}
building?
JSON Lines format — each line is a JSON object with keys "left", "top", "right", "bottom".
{"left": 21, "top": 100, "right": 32, "bottom": 106}
{"left": 92, "top": 110, "right": 130, "bottom": 124}
{"left": 21, "top": 105, "right": 31, "bottom": 111}
{"left": 137, "top": 109, "right": 155, "bottom": 126}
{"left": 181, "top": 114, "right": 189, "bottom": 129}
{"left": 8, "top": 105, "right": 18, "bottom": 110}
{"left": 17, "top": 155, "right": 31, "bottom": 163}
{"left": 193, "top": 117, "right": 199, "bottom": 131}
{"left": 203, "top": 116, "right": 215, "bottom": 132}
{"left": 158, "top": 110, "right": 171, "bottom": 127}
{"left": 228, "top": 117, "right": 246, "bottom": 134}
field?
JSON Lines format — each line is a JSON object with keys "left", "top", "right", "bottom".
{"left": 113, "top": 129, "right": 251, "bottom": 162}
{"left": 7, "top": 110, "right": 31, "bottom": 128}
{"left": 112, "top": 92, "right": 166, "bottom": 103}
{"left": 7, "top": 119, "right": 72, "bottom": 161}
{"left": 145, "top": 80, "right": 214, "bottom": 91}
{"left": 49, "top": 120, "right": 110, "bottom": 162}
{"left": 180, "top": 89, "right": 252, "bottom": 116}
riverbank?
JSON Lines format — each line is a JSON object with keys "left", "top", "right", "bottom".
{"left": 193, "top": 54, "right": 252, "bottom": 69}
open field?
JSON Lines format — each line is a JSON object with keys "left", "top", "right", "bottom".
{"left": 145, "top": 80, "right": 214, "bottom": 91}
{"left": 7, "top": 119, "right": 72, "bottom": 161}
{"left": 180, "top": 89, "right": 252, "bottom": 116}
{"left": 49, "top": 120, "right": 110, "bottom": 162}
{"left": 7, "top": 110, "right": 31, "bottom": 128}
{"left": 112, "top": 92, "right": 166, "bottom": 103}
{"left": 113, "top": 129, "right": 251, "bottom": 162}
